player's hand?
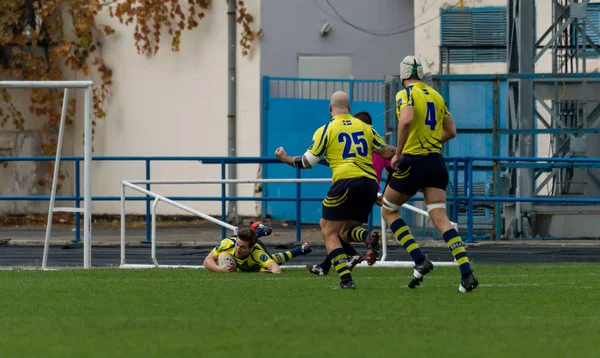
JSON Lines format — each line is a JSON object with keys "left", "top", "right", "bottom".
{"left": 375, "top": 195, "right": 383, "bottom": 206}
{"left": 221, "top": 264, "right": 236, "bottom": 272}
{"left": 390, "top": 153, "right": 402, "bottom": 170}
{"left": 274, "top": 147, "right": 287, "bottom": 160}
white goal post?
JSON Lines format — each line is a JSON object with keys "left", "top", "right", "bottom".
{"left": 0, "top": 81, "right": 94, "bottom": 269}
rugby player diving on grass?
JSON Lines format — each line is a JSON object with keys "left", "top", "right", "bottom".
{"left": 203, "top": 222, "right": 313, "bottom": 274}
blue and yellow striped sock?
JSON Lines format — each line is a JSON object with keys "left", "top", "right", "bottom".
{"left": 271, "top": 247, "right": 304, "bottom": 265}
{"left": 442, "top": 229, "right": 471, "bottom": 277}
{"left": 348, "top": 227, "right": 368, "bottom": 243}
{"left": 320, "top": 237, "right": 356, "bottom": 270}
{"left": 329, "top": 248, "right": 352, "bottom": 281}
{"left": 390, "top": 218, "right": 425, "bottom": 264}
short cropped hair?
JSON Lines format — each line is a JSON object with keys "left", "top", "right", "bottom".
{"left": 354, "top": 111, "right": 373, "bottom": 125}
{"left": 237, "top": 228, "right": 257, "bottom": 246}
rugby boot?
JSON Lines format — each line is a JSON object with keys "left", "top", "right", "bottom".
{"left": 338, "top": 280, "right": 356, "bottom": 290}
{"left": 408, "top": 256, "right": 434, "bottom": 289}
{"left": 347, "top": 254, "right": 365, "bottom": 271}
{"left": 458, "top": 271, "right": 479, "bottom": 293}
{"left": 300, "top": 242, "right": 312, "bottom": 254}
{"left": 306, "top": 264, "right": 328, "bottom": 276}
{"left": 251, "top": 222, "right": 272, "bottom": 238}
{"left": 365, "top": 230, "right": 381, "bottom": 266}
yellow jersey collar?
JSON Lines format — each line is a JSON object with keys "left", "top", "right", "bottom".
{"left": 331, "top": 113, "right": 353, "bottom": 121}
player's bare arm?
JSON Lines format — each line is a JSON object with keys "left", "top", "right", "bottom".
{"left": 204, "top": 251, "right": 236, "bottom": 273}
{"left": 274, "top": 147, "right": 320, "bottom": 169}
{"left": 262, "top": 261, "right": 282, "bottom": 274}
{"left": 374, "top": 145, "right": 396, "bottom": 160}
{"left": 391, "top": 106, "right": 415, "bottom": 168}
{"left": 441, "top": 115, "right": 457, "bottom": 143}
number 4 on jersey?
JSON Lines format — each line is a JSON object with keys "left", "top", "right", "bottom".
{"left": 425, "top": 101, "right": 437, "bottom": 130}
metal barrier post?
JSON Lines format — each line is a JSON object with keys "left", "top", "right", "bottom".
{"left": 492, "top": 78, "right": 501, "bottom": 240}
{"left": 349, "top": 81, "right": 354, "bottom": 103}
{"left": 144, "top": 159, "right": 151, "bottom": 243}
{"left": 466, "top": 158, "right": 474, "bottom": 243}
{"left": 296, "top": 168, "right": 302, "bottom": 243}
{"left": 261, "top": 76, "right": 270, "bottom": 219}
{"left": 452, "top": 158, "right": 458, "bottom": 224}
{"left": 221, "top": 160, "right": 227, "bottom": 239}
{"left": 74, "top": 159, "right": 81, "bottom": 243}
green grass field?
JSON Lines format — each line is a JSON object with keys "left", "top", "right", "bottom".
{"left": 1, "top": 264, "right": 599, "bottom": 357}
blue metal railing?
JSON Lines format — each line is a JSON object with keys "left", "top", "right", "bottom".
{"left": 2, "top": 155, "right": 600, "bottom": 243}
{"left": 0, "top": 156, "right": 334, "bottom": 243}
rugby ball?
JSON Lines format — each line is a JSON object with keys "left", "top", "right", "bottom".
{"left": 217, "top": 252, "right": 237, "bottom": 270}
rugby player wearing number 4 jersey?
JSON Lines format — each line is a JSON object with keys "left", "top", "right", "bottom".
{"left": 381, "top": 55, "right": 479, "bottom": 293}
{"left": 275, "top": 91, "right": 396, "bottom": 289}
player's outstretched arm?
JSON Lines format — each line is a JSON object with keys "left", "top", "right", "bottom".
{"left": 262, "top": 261, "right": 282, "bottom": 274}
{"left": 441, "top": 115, "right": 457, "bottom": 143}
{"left": 204, "top": 251, "right": 235, "bottom": 273}
{"left": 274, "top": 147, "right": 319, "bottom": 169}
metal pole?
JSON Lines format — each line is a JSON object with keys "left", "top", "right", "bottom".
{"left": 120, "top": 182, "right": 126, "bottom": 266}
{"left": 221, "top": 161, "right": 227, "bottom": 239}
{"left": 75, "top": 159, "right": 81, "bottom": 242}
{"left": 295, "top": 168, "right": 301, "bottom": 243}
{"left": 380, "top": 213, "right": 387, "bottom": 261}
{"left": 145, "top": 159, "right": 151, "bottom": 243}
{"left": 42, "top": 88, "right": 70, "bottom": 269}
{"left": 227, "top": 0, "right": 238, "bottom": 223}
{"left": 466, "top": 158, "right": 474, "bottom": 243}
{"left": 151, "top": 197, "right": 159, "bottom": 267}
{"left": 83, "top": 85, "right": 93, "bottom": 269}
{"left": 492, "top": 78, "right": 501, "bottom": 240}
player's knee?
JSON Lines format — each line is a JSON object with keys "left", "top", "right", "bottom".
{"left": 319, "top": 219, "right": 337, "bottom": 238}
{"left": 382, "top": 197, "right": 400, "bottom": 215}
{"left": 319, "top": 218, "right": 327, "bottom": 230}
{"left": 427, "top": 203, "right": 452, "bottom": 227}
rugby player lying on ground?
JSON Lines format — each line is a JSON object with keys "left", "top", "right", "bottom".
{"left": 203, "top": 222, "right": 313, "bottom": 274}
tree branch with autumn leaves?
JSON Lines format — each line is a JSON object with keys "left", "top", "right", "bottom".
{"left": 0, "top": 0, "right": 261, "bottom": 185}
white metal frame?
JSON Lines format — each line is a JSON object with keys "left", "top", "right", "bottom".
{"left": 120, "top": 180, "right": 240, "bottom": 267}
{"left": 119, "top": 178, "right": 457, "bottom": 268}
{"left": 0, "top": 81, "right": 94, "bottom": 270}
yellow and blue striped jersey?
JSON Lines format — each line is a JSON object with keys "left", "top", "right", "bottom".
{"left": 211, "top": 237, "right": 274, "bottom": 272}
{"left": 395, "top": 82, "right": 451, "bottom": 155}
{"left": 307, "top": 114, "right": 386, "bottom": 183}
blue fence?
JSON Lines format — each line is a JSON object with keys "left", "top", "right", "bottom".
{"left": 262, "top": 77, "right": 386, "bottom": 224}
{"left": 2, "top": 156, "right": 600, "bottom": 244}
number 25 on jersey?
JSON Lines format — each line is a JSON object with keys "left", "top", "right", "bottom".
{"left": 338, "top": 131, "right": 367, "bottom": 159}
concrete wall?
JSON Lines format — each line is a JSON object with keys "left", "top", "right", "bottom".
{"left": 1, "top": 0, "right": 261, "bottom": 217}
{"left": 260, "top": 0, "right": 414, "bottom": 79}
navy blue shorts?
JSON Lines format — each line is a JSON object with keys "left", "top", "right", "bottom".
{"left": 322, "top": 177, "right": 379, "bottom": 223}
{"left": 388, "top": 153, "right": 449, "bottom": 196}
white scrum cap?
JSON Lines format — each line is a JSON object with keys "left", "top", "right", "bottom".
{"left": 400, "top": 55, "right": 424, "bottom": 82}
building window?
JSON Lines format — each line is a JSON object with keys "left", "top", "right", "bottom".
{"left": 576, "top": 3, "right": 600, "bottom": 58}
{"left": 441, "top": 7, "right": 507, "bottom": 64}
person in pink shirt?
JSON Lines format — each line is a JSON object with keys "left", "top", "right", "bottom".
{"left": 307, "top": 111, "right": 394, "bottom": 276}
{"left": 354, "top": 111, "right": 392, "bottom": 206}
